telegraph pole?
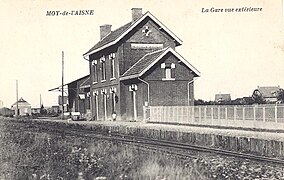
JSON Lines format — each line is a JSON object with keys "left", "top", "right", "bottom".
{"left": 16, "top": 80, "right": 18, "bottom": 117}
{"left": 62, "top": 51, "right": 64, "bottom": 120}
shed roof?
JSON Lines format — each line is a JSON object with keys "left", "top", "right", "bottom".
{"left": 48, "top": 75, "right": 89, "bottom": 92}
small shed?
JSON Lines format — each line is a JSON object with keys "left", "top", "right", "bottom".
{"left": 11, "top": 97, "right": 31, "bottom": 116}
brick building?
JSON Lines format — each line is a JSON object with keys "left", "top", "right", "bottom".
{"left": 83, "top": 8, "right": 200, "bottom": 121}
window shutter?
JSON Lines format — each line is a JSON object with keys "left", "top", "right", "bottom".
{"left": 162, "top": 68, "right": 166, "bottom": 78}
{"left": 171, "top": 68, "right": 175, "bottom": 79}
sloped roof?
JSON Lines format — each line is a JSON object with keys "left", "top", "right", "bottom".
{"left": 121, "top": 48, "right": 167, "bottom": 79}
{"left": 83, "top": 11, "right": 182, "bottom": 57}
{"left": 11, "top": 97, "right": 30, "bottom": 106}
{"left": 120, "top": 47, "right": 200, "bottom": 80}
{"left": 84, "top": 22, "right": 132, "bottom": 56}
{"left": 215, "top": 94, "right": 231, "bottom": 102}
{"left": 48, "top": 75, "right": 89, "bottom": 92}
{"left": 80, "top": 76, "right": 91, "bottom": 88}
{"left": 258, "top": 86, "right": 281, "bottom": 98}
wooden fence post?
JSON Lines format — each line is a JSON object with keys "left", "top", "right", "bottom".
{"left": 191, "top": 106, "right": 195, "bottom": 122}
{"left": 243, "top": 106, "right": 245, "bottom": 121}
{"left": 199, "top": 107, "right": 201, "bottom": 122}
{"left": 253, "top": 106, "right": 256, "bottom": 121}
{"left": 234, "top": 106, "right": 236, "bottom": 120}
{"left": 218, "top": 106, "right": 220, "bottom": 120}
{"left": 275, "top": 106, "right": 278, "bottom": 123}
{"left": 204, "top": 107, "right": 207, "bottom": 121}
{"left": 263, "top": 106, "right": 266, "bottom": 122}
{"left": 211, "top": 107, "right": 214, "bottom": 121}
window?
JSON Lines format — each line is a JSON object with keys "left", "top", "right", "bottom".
{"left": 110, "top": 87, "right": 117, "bottom": 113}
{"left": 165, "top": 68, "right": 171, "bottom": 79}
{"left": 100, "top": 56, "right": 106, "bottom": 81}
{"left": 92, "top": 60, "right": 98, "bottom": 83}
{"left": 129, "top": 84, "right": 138, "bottom": 121}
{"left": 161, "top": 63, "right": 175, "bottom": 80}
{"left": 109, "top": 53, "right": 116, "bottom": 79}
{"left": 93, "top": 91, "right": 99, "bottom": 120}
{"left": 101, "top": 89, "right": 107, "bottom": 120}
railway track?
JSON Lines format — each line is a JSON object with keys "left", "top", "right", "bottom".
{"left": 55, "top": 127, "right": 284, "bottom": 165}
{"left": 5, "top": 120, "right": 284, "bottom": 165}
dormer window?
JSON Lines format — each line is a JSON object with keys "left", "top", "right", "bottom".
{"left": 161, "top": 63, "right": 175, "bottom": 80}
{"left": 100, "top": 56, "right": 106, "bottom": 82}
{"left": 92, "top": 60, "right": 98, "bottom": 83}
{"left": 109, "top": 53, "right": 116, "bottom": 79}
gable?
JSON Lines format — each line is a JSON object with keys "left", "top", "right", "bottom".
{"left": 83, "top": 11, "right": 182, "bottom": 57}
{"left": 125, "top": 17, "right": 176, "bottom": 46}
{"left": 120, "top": 47, "right": 200, "bottom": 80}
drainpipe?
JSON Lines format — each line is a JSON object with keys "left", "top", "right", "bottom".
{"left": 188, "top": 78, "right": 197, "bottom": 106}
{"left": 138, "top": 77, "right": 150, "bottom": 105}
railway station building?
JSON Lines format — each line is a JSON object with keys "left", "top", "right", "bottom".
{"left": 83, "top": 8, "right": 200, "bottom": 121}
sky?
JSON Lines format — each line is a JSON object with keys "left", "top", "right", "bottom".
{"left": 0, "top": 0, "right": 283, "bottom": 107}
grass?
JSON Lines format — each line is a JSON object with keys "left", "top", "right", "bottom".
{"left": 0, "top": 118, "right": 207, "bottom": 180}
{"left": 1, "top": 117, "right": 284, "bottom": 180}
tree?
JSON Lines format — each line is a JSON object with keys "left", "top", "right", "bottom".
{"left": 40, "top": 104, "right": 47, "bottom": 115}
{"left": 252, "top": 89, "right": 265, "bottom": 104}
{"left": 277, "top": 88, "right": 284, "bottom": 103}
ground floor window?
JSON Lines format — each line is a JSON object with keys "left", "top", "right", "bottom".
{"left": 110, "top": 87, "right": 117, "bottom": 114}
{"left": 129, "top": 84, "right": 138, "bottom": 121}
{"left": 101, "top": 89, "right": 107, "bottom": 120}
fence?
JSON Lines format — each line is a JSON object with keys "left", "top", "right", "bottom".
{"left": 144, "top": 104, "right": 284, "bottom": 130}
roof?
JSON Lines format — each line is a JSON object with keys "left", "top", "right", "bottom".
{"left": 80, "top": 76, "right": 91, "bottom": 89}
{"left": 257, "top": 86, "right": 281, "bottom": 98}
{"left": 121, "top": 48, "right": 167, "bottom": 79}
{"left": 120, "top": 47, "right": 200, "bottom": 80}
{"left": 11, "top": 97, "right": 30, "bottom": 106}
{"left": 48, "top": 75, "right": 89, "bottom": 92}
{"left": 215, "top": 94, "right": 231, "bottom": 102}
{"left": 83, "top": 11, "right": 183, "bottom": 57}
{"left": 84, "top": 22, "right": 132, "bottom": 56}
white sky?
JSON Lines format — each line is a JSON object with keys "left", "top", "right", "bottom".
{"left": 0, "top": 0, "right": 283, "bottom": 107}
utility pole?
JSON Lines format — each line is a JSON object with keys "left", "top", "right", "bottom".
{"left": 62, "top": 51, "right": 64, "bottom": 120}
{"left": 40, "top": 94, "right": 42, "bottom": 108}
{"left": 16, "top": 80, "right": 18, "bottom": 117}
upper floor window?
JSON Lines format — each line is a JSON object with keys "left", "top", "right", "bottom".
{"left": 92, "top": 60, "right": 98, "bottom": 83}
{"left": 161, "top": 63, "right": 175, "bottom": 80}
{"left": 109, "top": 53, "right": 116, "bottom": 79}
{"left": 100, "top": 56, "right": 106, "bottom": 82}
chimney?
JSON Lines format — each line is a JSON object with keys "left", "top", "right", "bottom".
{"left": 131, "top": 8, "right": 142, "bottom": 22}
{"left": 100, "top": 24, "right": 112, "bottom": 40}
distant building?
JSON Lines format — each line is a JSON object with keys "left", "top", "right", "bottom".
{"left": 31, "top": 108, "right": 41, "bottom": 115}
{"left": 0, "top": 107, "right": 15, "bottom": 117}
{"left": 50, "top": 106, "right": 60, "bottom": 114}
{"left": 215, "top": 93, "right": 231, "bottom": 103}
{"left": 11, "top": 97, "right": 31, "bottom": 116}
{"left": 254, "top": 86, "right": 282, "bottom": 103}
